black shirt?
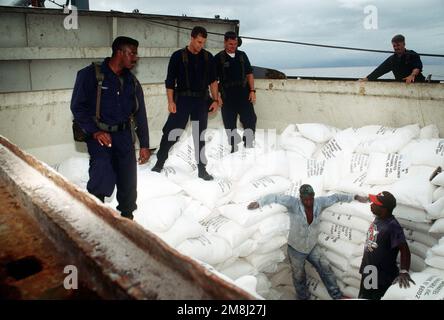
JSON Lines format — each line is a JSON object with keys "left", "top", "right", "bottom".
{"left": 215, "top": 50, "right": 253, "bottom": 88}
{"left": 367, "top": 50, "right": 425, "bottom": 81}
{"left": 165, "top": 47, "right": 216, "bottom": 93}
{"left": 359, "top": 215, "right": 406, "bottom": 287}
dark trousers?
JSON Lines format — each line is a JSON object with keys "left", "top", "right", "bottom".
{"left": 156, "top": 96, "right": 209, "bottom": 166}
{"left": 221, "top": 88, "right": 257, "bottom": 149}
{"left": 358, "top": 273, "right": 393, "bottom": 300}
{"left": 86, "top": 129, "right": 137, "bottom": 214}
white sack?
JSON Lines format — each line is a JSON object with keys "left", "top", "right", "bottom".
{"left": 321, "top": 210, "right": 371, "bottom": 234}
{"left": 219, "top": 258, "right": 258, "bottom": 280}
{"left": 182, "top": 178, "right": 233, "bottom": 209}
{"left": 316, "top": 128, "right": 360, "bottom": 162}
{"left": 431, "top": 172, "right": 444, "bottom": 187}
{"left": 400, "top": 139, "right": 444, "bottom": 168}
{"left": 232, "top": 176, "right": 291, "bottom": 204}
{"left": 430, "top": 218, "right": 444, "bottom": 233}
{"left": 364, "top": 152, "right": 408, "bottom": 185}
{"left": 384, "top": 166, "right": 436, "bottom": 210}
{"left": 279, "top": 125, "right": 317, "bottom": 158}
{"left": 238, "top": 150, "right": 290, "bottom": 185}
{"left": 137, "top": 172, "right": 183, "bottom": 201}
{"left": 433, "top": 187, "right": 444, "bottom": 202}
{"left": 218, "top": 202, "right": 286, "bottom": 228}
{"left": 425, "top": 197, "right": 444, "bottom": 219}
{"left": 200, "top": 215, "right": 257, "bottom": 248}
{"left": 420, "top": 124, "right": 440, "bottom": 139}
{"left": 245, "top": 250, "right": 286, "bottom": 272}
{"left": 319, "top": 221, "right": 367, "bottom": 245}
{"left": 296, "top": 123, "right": 340, "bottom": 143}
{"left": 355, "top": 124, "right": 420, "bottom": 154}
{"left": 134, "top": 195, "right": 187, "bottom": 233}
{"left": 382, "top": 273, "right": 444, "bottom": 300}
{"left": 177, "top": 233, "right": 233, "bottom": 265}
{"left": 155, "top": 215, "right": 205, "bottom": 247}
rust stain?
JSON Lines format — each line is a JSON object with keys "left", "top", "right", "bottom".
{"left": 0, "top": 184, "right": 100, "bottom": 299}
{"left": 358, "top": 83, "right": 366, "bottom": 95}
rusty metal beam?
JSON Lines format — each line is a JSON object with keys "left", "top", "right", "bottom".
{"left": 0, "top": 135, "right": 254, "bottom": 300}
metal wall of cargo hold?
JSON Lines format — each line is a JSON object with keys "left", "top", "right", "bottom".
{"left": 0, "top": 6, "right": 238, "bottom": 92}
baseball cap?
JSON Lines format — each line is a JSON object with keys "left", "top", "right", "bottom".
{"left": 369, "top": 191, "right": 396, "bottom": 210}
{"left": 299, "top": 184, "right": 315, "bottom": 196}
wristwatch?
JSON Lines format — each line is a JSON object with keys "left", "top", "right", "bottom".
{"left": 250, "top": 89, "right": 256, "bottom": 93}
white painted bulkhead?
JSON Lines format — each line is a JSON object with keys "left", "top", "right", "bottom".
{"left": 1, "top": 79, "right": 443, "bottom": 165}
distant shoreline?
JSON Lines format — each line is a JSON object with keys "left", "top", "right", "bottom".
{"left": 280, "top": 64, "right": 444, "bottom": 80}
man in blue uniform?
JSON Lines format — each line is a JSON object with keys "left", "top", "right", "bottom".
{"left": 215, "top": 31, "right": 257, "bottom": 153}
{"left": 362, "top": 34, "right": 425, "bottom": 83}
{"left": 359, "top": 191, "right": 415, "bottom": 300}
{"left": 71, "top": 36, "right": 150, "bottom": 220}
{"left": 248, "top": 184, "right": 368, "bottom": 300}
{"left": 151, "top": 26, "right": 219, "bottom": 180}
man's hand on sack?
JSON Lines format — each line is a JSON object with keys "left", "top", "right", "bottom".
{"left": 393, "top": 272, "right": 416, "bottom": 288}
{"left": 93, "top": 131, "right": 112, "bottom": 147}
{"left": 247, "top": 201, "right": 260, "bottom": 210}
{"left": 354, "top": 195, "right": 369, "bottom": 203}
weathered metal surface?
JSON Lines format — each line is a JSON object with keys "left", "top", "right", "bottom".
{"left": 0, "top": 136, "right": 254, "bottom": 300}
{"left": 0, "top": 183, "right": 100, "bottom": 299}
{"left": 0, "top": 6, "right": 238, "bottom": 92}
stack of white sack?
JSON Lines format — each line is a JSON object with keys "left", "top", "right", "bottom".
{"left": 266, "top": 261, "right": 295, "bottom": 300}
{"left": 423, "top": 171, "right": 444, "bottom": 275}
{"left": 206, "top": 132, "right": 280, "bottom": 184}
{"left": 194, "top": 259, "right": 264, "bottom": 299}
{"left": 304, "top": 261, "right": 360, "bottom": 300}
{"left": 396, "top": 217, "right": 438, "bottom": 273}
{"left": 424, "top": 238, "right": 444, "bottom": 276}
{"left": 54, "top": 122, "right": 443, "bottom": 301}
{"left": 395, "top": 138, "right": 444, "bottom": 273}
{"left": 197, "top": 201, "right": 290, "bottom": 299}
{"left": 313, "top": 201, "right": 373, "bottom": 299}
{"left": 177, "top": 174, "right": 290, "bottom": 273}
{"left": 279, "top": 123, "right": 338, "bottom": 159}
{"left": 426, "top": 171, "right": 444, "bottom": 234}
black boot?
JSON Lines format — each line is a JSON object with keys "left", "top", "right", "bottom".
{"left": 151, "top": 160, "right": 164, "bottom": 173}
{"left": 198, "top": 165, "right": 213, "bottom": 181}
{"left": 121, "top": 212, "right": 134, "bottom": 220}
{"left": 94, "top": 194, "right": 105, "bottom": 203}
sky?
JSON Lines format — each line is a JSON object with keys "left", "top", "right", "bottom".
{"left": 4, "top": 0, "right": 444, "bottom": 69}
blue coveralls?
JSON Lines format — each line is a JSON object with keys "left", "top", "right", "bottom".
{"left": 70, "top": 58, "right": 149, "bottom": 214}
{"left": 156, "top": 47, "right": 216, "bottom": 167}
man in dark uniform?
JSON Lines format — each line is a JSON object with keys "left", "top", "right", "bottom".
{"left": 151, "top": 26, "right": 219, "bottom": 180}
{"left": 215, "top": 31, "right": 257, "bottom": 153}
{"left": 71, "top": 36, "right": 150, "bottom": 220}
{"left": 359, "top": 191, "right": 415, "bottom": 300}
{"left": 362, "top": 34, "right": 425, "bottom": 83}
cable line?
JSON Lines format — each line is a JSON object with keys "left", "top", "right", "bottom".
{"left": 144, "top": 19, "right": 444, "bottom": 58}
